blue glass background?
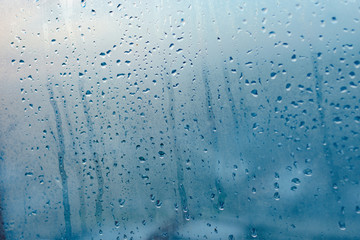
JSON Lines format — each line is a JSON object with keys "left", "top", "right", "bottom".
{"left": 0, "top": 0, "right": 359, "bottom": 239}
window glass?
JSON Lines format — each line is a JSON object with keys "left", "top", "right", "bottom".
{"left": 0, "top": 0, "right": 359, "bottom": 239}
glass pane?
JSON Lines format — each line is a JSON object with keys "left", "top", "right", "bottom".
{"left": 1, "top": 0, "right": 359, "bottom": 239}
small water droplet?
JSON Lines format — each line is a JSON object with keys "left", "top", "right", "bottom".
{"left": 291, "top": 178, "right": 301, "bottom": 185}
{"left": 274, "top": 192, "right": 280, "bottom": 200}
{"left": 156, "top": 200, "right": 162, "bottom": 208}
{"left": 158, "top": 151, "right": 165, "bottom": 157}
{"left": 354, "top": 60, "right": 360, "bottom": 68}
{"left": 139, "top": 156, "right": 146, "bottom": 163}
{"left": 333, "top": 117, "right": 342, "bottom": 124}
{"left": 286, "top": 83, "right": 292, "bottom": 91}
{"left": 270, "top": 72, "right": 277, "bottom": 79}
{"left": 218, "top": 201, "right": 225, "bottom": 210}
{"left": 115, "top": 221, "right": 120, "bottom": 228}
{"left": 331, "top": 16, "right": 338, "bottom": 24}
{"left": 303, "top": 168, "right": 312, "bottom": 176}
{"left": 251, "top": 89, "right": 258, "bottom": 97}
{"left": 338, "top": 221, "right": 346, "bottom": 230}
{"left": 349, "top": 71, "right": 356, "bottom": 79}
{"left": 118, "top": 199, "right": 125, "bottom": 207}
{"left": 251, "top": 228, "right": 257, "bottom": 238}
{"left": 355, "top": 116, "right": 360, "bottom": 123}
{"left": 355, "top": 206, "right": 360, "bottom": 214}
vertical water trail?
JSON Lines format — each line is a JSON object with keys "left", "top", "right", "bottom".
{"left": 311, "top": 53, "right": 345, "bottom": 226}
{"left": 78, "top": 75, "right": 104, "bottom": 228}
{"left": 47, "top": 81, "right": 72, "bottom": 239}
{"left": 196, "top": 1, "right": 227, "bottom": 210}
{"left": 200, "top": 66, "right": 227, "bottom": 210}
{"left": 40, "top": 6, "right": 72, "bottom": 237}
{"left": 58, "top": 2, "right": 88, "bottom": 234}
{"left": 156, "top": 1, "right": 189, "bottom": 224}
{"left": 57, "top": 87, "right": 87, "bottom": 235}
{"left": 164, "top": 71, "right": 189, "bottom": 222}
{"left": 208, "top": 2, "right": 241, "bottom": 136}
{"left": 311, "top": 54, "right": 339, "bottom": 190}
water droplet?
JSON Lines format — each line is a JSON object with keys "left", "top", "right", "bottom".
{"left": 355, "top": 206, "right": 360, "bottom": 214}
{"left": 251, "top": 228, "right": 257, "bottom": 238}
{"left": 355, "top": 116, "right": 360, "bottom": 123}
{"left": 139, "top": 156, "right": 146, "bottom": 163}
{"left": 338, "top": 221, "right": 346, "bottom": 230}
{"left": 218, "top": 201, "right": 225, "bottom": 210}
{"left": 158, "top": 151, "right": 165, "bottom": 157}
{"left": 115, "top": 221, "right": 120, "bottom": 228}
{"left": 270, "top": 72, "right": 277, "bottom": 79}
{"left": 286, "top": 83, "right": 292, "bottom": 91}
{"left": 291, "top": 178, "right": 301, "bottom": 185}
{"left": 303, "top": 168, "right": 312, "bottom": 176}
{"left": 333, "top": 117, "right": 342, "bottom": 124}
{"left": 331, "top": 16, "right": 338, "bottom": 24}
{"left": 268, "top": 31, "right": 276, "bottom": 38}
{"left": 251, "top": 89, "right": 258, "bottom": 97}
{"left": 349, "top": 71, "right": 355, "bottom": 79}
{"left": 354, "top": 60, "right": 360, "bottom": 68}
{"left": 118, "top": 199, "right": 125, "bottom": 207}
{"left": 156, "top": 200, "right": 162, "bottom": 208}
{"left": 274, "top": 192, "right": 280, "bottom": 200}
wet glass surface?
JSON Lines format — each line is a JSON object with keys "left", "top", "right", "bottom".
{"left": 0, "top": 0, "right": 360, "bottom": 239}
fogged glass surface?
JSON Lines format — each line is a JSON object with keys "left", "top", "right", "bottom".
{"left": 0, "top": 0, "right": 360, "bottom": 239}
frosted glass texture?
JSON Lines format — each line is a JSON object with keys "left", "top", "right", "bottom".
{"left": 0, "top": 0, "right": 360, "bottom": 239}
